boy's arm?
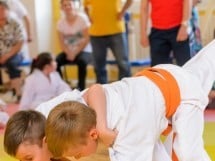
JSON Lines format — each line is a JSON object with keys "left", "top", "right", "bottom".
{"left": 83, "top": 84, "right": 117, "bottom": 146}
{"left": 84, "top": 84, "right": 107, "bottom": 130}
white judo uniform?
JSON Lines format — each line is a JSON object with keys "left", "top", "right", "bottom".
{"left": 20, "top": 70, "right": 71, "bottom": 110}
{"left": 36, "top": 40, "right": 215, "bottom": 161}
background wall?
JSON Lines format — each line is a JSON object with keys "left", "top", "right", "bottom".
{"left": 20, "top": 0, "right": 54, "bottom": 58}
{"left": 20, "top": 0, "right": 38, "bottom": 58}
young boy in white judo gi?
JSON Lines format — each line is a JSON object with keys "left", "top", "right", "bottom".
{"left": 4, "top": 110, "right": 52, "bottom": 161}
{"left": 36, "top": 40, "right": 215, "bottom": 161}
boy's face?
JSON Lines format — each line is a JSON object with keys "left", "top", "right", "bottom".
{"left": 62, "top": 128, "right": 98, "bottom": 160}
{"left": 15, "top": 141, "right": 52, "bottom": 161}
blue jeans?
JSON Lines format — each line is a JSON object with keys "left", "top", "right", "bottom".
{"left": 4, "top": 53, "right": 23, "bottom": 79}
{"left": 90, "top": 33, "right": 131, "bottom": 84}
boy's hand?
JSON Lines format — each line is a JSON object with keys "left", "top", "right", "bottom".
{"left": 99, "top": 128, "right": 118, "bottom": 147}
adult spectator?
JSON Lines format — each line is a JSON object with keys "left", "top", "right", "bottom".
{"left": 7, "top": 0, "right": 32, "bottom": 61}
{"left": 83, "top": 0, "right": 132, "bottom": 83}
{"left": 0, "top": 1, "right": 24, "bottom": 99}
{"left": 140, "top": 0, "right": 192, "bottom": 66}
{"left": 56, "top": 0, "right": 92, "bottom": 90}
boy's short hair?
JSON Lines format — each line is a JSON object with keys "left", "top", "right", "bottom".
{"left": 46, "top": 101, "right": 96, "bottom": 157}
{"left": 4, "top": 110, "right": 46, "bottom": 156}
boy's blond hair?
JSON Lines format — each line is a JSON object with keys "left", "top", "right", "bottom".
{"left": 46, "top": 101, "right": 96, "bottom": 157}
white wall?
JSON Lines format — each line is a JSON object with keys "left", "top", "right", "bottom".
{"left": 34, "top": 0, "right": 54, "bottom": 53}
{"left": 20, "top": 0, "right": 54, "bottom": 58}
{"left": 20, "top": 0, "right": 38, "bottom": 58}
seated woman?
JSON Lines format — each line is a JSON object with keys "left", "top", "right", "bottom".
{"left": 19, "top": 52, "right": 71, "bottom": 110}
{"left": 56, "top": 0, "right": 92, "bottom": 90}
{"left": 0, "top": 1, "right": 24, "bottom": 99}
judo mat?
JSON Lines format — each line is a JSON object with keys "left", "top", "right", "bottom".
{"left": 0, "top": 106, "right": 214, "bottom": 161}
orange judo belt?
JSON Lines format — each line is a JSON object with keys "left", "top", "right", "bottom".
{"left": 135, "top": 67, "right": 181, "bottom": 161}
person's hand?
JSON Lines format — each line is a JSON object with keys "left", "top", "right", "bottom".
{"left": 141, "top": 33, "right": 149, "bottom": 47}
{"left": 0, "top": 54, "right": 10, "bottom": 64}
{"left": 66, "top": 54, "right": 76, "bottom": 61}
{"left": 99, "top": 128, "right": 118, "bottom": 147}
{"left": 176, "top": 25, "right": 188, "bottom": 41}
{"left": 117, "top": 12, "right": 124, "bottom": 20}
{"left": 66, "top": 51, "right": 77, "bottom": 61}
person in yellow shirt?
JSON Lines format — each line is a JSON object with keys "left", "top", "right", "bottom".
{"left": 83, "top": 0, "right": 133, "bottom": 83}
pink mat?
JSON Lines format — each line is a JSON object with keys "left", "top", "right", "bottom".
{"left": 0, "top": 104, "right": 19, "bottom": 134}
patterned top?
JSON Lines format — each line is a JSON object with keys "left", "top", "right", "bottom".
{"left": 57, "top": 12, "right": 91, "bottom": 52}
{"left": 189, "top": 7, "right": 202, "bottom": 57}
{"left": 0, "top": 17, "right": 24, "bottom": 55}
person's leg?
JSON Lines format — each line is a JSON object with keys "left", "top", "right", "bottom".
{"left": 153, "top": 140, "right": 172, "bottom": 161}
{"left": 172, "top": 104, "right": 211, "bottom": 161}
{"left": 170, "top": 27, "right": 191, "bottom": 66}
{"left": 149, "top": 28, "right": 172, "bottom": 66}
{"left": 73, "top": 51, "right": 90, "bottom": 90}
{"left": 56, "top": 52, "right": 70, "bottom": 77}
{"left": 108, "top": 33, "right": 131, "bottom": 80}
{"left": 183, "top": 40, "right": 215, "bottom": 94}
{"left": 4, "top": 54, "right": 23, "bottom": 97}
{"left": 90, "top": 36, "right": 108, "bottom": 84}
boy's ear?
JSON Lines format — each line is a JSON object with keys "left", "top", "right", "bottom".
{"left": 89, "top": 128, "right": 99, "bottom": 140}
{"left": 43, "top": 137, "right": 47, "bottom": 144}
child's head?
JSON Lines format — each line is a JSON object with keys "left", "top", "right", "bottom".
{"left": 30, "top": 52, "right": 56, "bottom": 73}
{"left": 4, "top": 110, "right": 52, "bottom": 161}
{"left": 46, "top": 101, "right": 98, "bottom": 159}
